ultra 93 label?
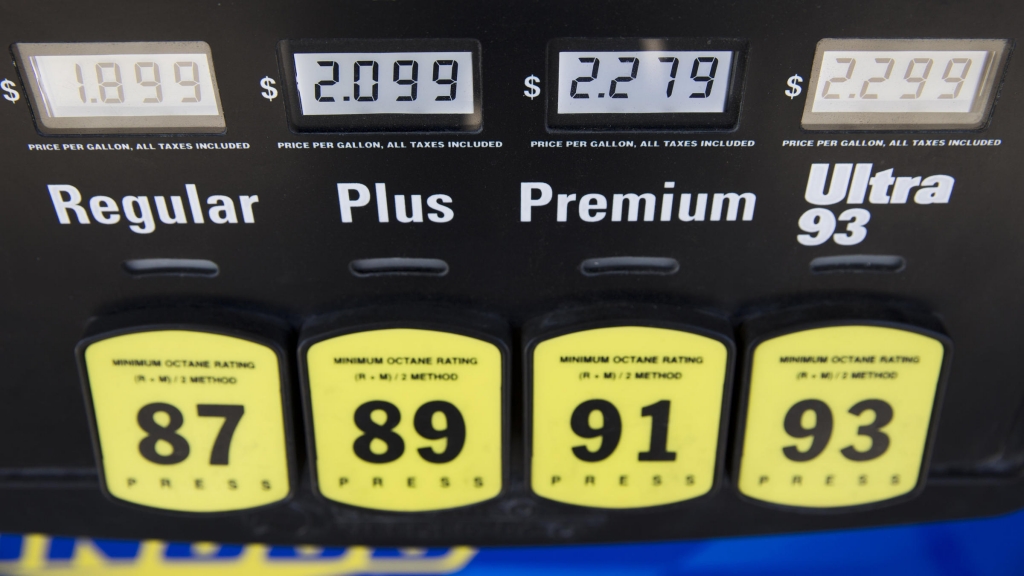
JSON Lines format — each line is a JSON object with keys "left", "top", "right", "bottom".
{"left": 304, "top": 329, "right": 503, "bottom": 512}
{"left": 82, "top": 330, "right": 292, "bottom": 513}
{"left": 737, "top": 325, "right": 945, "bottom": 508}
{"left": 530, "top": 326, "right": 730, "bottom": 508}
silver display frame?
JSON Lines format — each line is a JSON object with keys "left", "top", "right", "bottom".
{"left": 800, "top": 38, "right": 1010, "bottom": 131}
{"left": 13, "top": 41, "right": 226, "bottom": 135}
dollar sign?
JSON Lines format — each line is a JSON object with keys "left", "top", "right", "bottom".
{"left": 523, "top": 75, "right": 541, "bottom": 100}
{"left": 785, "top": 74, "right": 804, "bottom": 99}
{"left": 260, "top": 76, "right": 278, "bottom": 101}
{"left": 1, "top": 79, "right": 20, "bottom": 104}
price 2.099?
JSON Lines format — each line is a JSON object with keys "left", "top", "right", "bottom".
{"left": 311, "top": 59, "right": 459, "bottom": 103}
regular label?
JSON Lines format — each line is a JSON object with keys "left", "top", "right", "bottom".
{"left": 530, "top": 326, "right": 729, "bottom": 508}
{"left": 305, "top": 329, "right": 503, "bottom": 511}
{"left": 737, "top": 325, "right": 945, "bottom": 508}
{"left": 82, "top": 330, "right": 291, "bottom": 512}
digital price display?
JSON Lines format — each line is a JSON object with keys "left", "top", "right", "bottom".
{"left": 279, "top": 39, "right": 482, "bottom": 132}
{"left": 79, "top": 329, "right": 294, "bottom": 513}
{"left": 528, "top": 325, "right": 731, "bottom": 509}
{"left": 801, "top": 39, "right": 1010, "bottom": 130}
{"left": 302, "top": 328, "right": 505, "bottom": 512}
{"left": 13, "top": 42, "right": 225, "bottom": 135}
{"left": 547, "top": 38, "right": 746, "bottom": 130}
{"left": 736, "top": 324, "right": 948, "bottom": 509}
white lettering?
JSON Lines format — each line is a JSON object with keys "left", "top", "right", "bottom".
{"left": 122, "top": 196, "right": 155, "bottom": 234}
{"left": 48, "top": 185, "right": 89, "bottom": 224}
{"left": 426, "top": 194, "right": 454, "bottom": 223}
{"left": 611, "top": 193, "right": 656, "bottom": 222}
{"left": 337, "top": 183, "right": 371, "bottom": 223}
{"left": 89, "top": 196, "right": 120, "bottom": 225}
{"left": 579, "top": 193, "right": 607, "bottom": 222}
{"left": 520, "top": 182, "right": 553, "bottom": 222}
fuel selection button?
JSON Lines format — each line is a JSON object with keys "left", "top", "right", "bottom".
{"left": 302, "top": 326, "right": 506, "bottom": 512}
{"left": 736, "top": 323, "right": 949, "bottom": 509}
{"left": 527, "top": 316, "right": 733, "bottom": 509}
{"left": 79, "top": 328, "right": 294, "bottom": 513}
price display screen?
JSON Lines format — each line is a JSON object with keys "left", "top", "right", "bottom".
{"left": 736, "top": 324, "right": 947, "bottom": 509}
{"left": 529, "top": 326, "right": 731, "bottom": 509}
{"left": 80, "top": 329, "right": 294, "bottom": 513}
{"left": 13, "top": 42, "right": 225, "bottom": 135}
{"left": 547, "top": 38, "right": 746, "bottom": 130}
{"left": 303, "top": 328, "right": 505, "bottom": 511}
{"left": 279, "top": 39, "right": 482, "bottom": 132}
{"left": 801, "top": 39, "right": 1010, "bottom": 130}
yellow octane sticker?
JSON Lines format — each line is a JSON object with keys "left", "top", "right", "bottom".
{"left": 738, "top": 325, "right": 944, "bottom": 508}
{"left": 530, "top": 326, "right": 729, "bottom": 508}
{"left": 83, "top": 330, "right": 291, "bottom": 512}
{"left": 305, "top": 328, "right": 503, "bottom": 511}
{"left": 1, "top": 534, "right": 476, "bottom": 576}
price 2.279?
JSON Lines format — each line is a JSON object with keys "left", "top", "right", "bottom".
{"left": 568, "top": 55, "right": 719, "bottom": 100}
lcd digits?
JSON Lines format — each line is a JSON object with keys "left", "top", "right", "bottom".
{"left": 293, "top": 52, "right": 475, "bottom": 116}
{"left": 801, "top": 39, "right": 1010, "bottom": 130}
{"left": 32, "top": 55, "right": 217, "bottom": 115}
{"left": 556, "top": 51, "right": 734, "bottom": 114}
{"left": 812, "top": 51, "right": 990, "bottom": 113}
{"left": 13, "top": 42, "right": 225, "bottom": 134}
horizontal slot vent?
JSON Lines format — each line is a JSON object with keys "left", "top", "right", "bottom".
{"left": 350, "top": 257, "right": 449, "bottom": 277}
{"left": 0, "top": 467, "right": 98, "bottom": 487}
{"left": 810, "top": 254, "right": 906, "bottom": 274}
{"left": 123, "top": 258, "right": 219, "bottom": 278}
{"left": 580, "top": 256, "right": 680, "bottom": 276}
